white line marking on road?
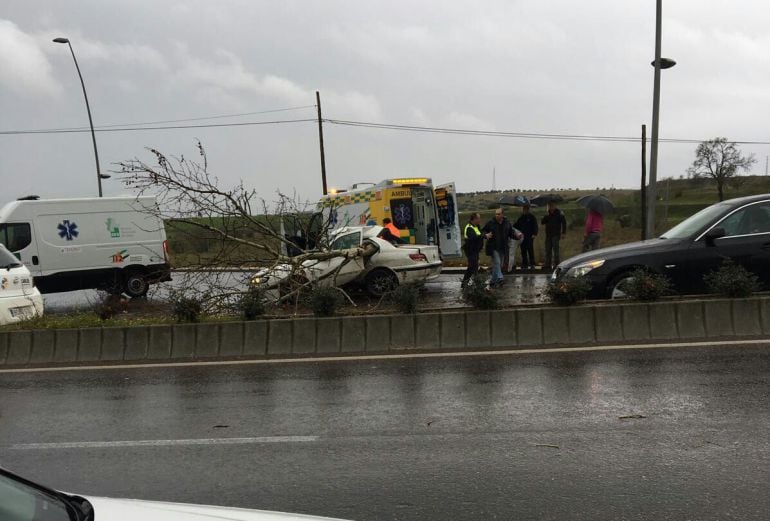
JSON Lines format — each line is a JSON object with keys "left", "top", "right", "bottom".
{"left": 0, "top": 338, "right": 768, "bottom": 374}
{"left": 7, "top": 436, "right": 319, "bottom": 450}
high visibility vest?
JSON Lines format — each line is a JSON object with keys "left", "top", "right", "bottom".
{"left": 385, "top": 223, "right": 401, "bottom": 237}
{"left": 464, "top": 223, "right": 481, "bottom": 238}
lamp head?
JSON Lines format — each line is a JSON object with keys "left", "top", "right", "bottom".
{"left": 53, "top": 37, "right": 70, "bottom": 44}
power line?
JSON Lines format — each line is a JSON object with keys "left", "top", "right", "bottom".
{"left": 0, "top": 105, "right": 317, "bottom": 134}
{"left": 325, "top": 119, "right": 770, "bottom": 146}
{"left": 0, "top": 118, "right": 316, "bottom": 135}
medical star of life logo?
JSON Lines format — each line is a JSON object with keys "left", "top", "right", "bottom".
{"left": 57, "top": 220, "right": 79, "bottom": 241}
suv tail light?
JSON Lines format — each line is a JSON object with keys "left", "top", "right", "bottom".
{"left": 409, "top": 253, "right": 428, "bottom": 262}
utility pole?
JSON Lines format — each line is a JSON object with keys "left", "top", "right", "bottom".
{"left": 316, "top": 91, "right": 328, "bottom": 195}
{"left": 765, "top": 156, "right": 768, "bottom": 176}
{"left": 492, "top": 167, "right": 496, "bottom": 191}
{"left": 641, "top": 124, "right": 647, "bottom": 240}
{"left": 645, "top": 0, "right": 677, "bottom": 238}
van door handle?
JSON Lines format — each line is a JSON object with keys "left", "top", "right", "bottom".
{"left": 32, "top": 256, "right": 39, "bottom": 265}
{"left": 762, "top": 243, "right": 770, "bottom": 250}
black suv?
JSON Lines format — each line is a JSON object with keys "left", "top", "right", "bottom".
{"left": 554, "top": 194, "right": 770, "bottom": 298}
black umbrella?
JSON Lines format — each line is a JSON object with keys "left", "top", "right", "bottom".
{"left": 530, "top": 194, "right": 564, "bottom": 207}
{"left": 498, "top": 194, "right": 530, "bottom": 207}
{"left": 577, "top": 194, "right": 615, "bottom": 215}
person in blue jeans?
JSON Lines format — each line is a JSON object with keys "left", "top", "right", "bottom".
{"left": 482, "top": 208, "right": 522, "bottom": 288}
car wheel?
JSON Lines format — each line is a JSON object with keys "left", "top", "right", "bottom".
{"left": 606, "top": 271, "right": 635, "bottom": 299}
{"left": 365, "top": 270, "right": 398, "bottom": 297}
{"left": 124, "top": 271, "right": 149, "bottom": 298}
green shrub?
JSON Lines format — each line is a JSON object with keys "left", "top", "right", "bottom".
{"left": 704, "top": 259, "right": 760, "bottom": 298}
{"left": 390, "top": 282, "right": 423, "bottom": 314}
{"left": 240, "top": 286, "right": 266, "bottom": 320}
{"left": 545, "top": 277, "right": 592, "bottom": 306}
{"left": 174, "top": 296, "right": 203, "bottom": 323}
{"left": 461, "top": 274, "right": 499, "bottom": 310}
{"left": 306, "top": 285, "right": 344, "bottom": 317}
{"left": 619, "top": 269, "right": 673, "bottom": 301}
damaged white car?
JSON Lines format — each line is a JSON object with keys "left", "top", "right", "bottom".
{"left": 251, "top": 226, "right": 442, "bottom": 297}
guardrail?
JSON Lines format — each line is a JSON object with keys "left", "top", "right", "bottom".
{"left": 1, "top": 297, "right": 769, "bottom": 367}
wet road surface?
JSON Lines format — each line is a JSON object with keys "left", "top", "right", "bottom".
{"left": 1, "top": 344, "right": 769, "bottom": 520}
{"left": 43, "top": 271, "right": 551, "bottom": 313}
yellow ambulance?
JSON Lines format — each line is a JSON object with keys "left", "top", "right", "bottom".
{"left": 316, "top": 178, "right": 462, "bottom": 258}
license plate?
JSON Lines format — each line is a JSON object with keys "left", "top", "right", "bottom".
{"left": 10, "top": 306, "right": 33, "bottom": 319}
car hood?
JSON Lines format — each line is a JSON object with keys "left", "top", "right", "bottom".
{"left": 84, "top": 495, "right": 351, "bottom": 521}
{"left": 559, "top": 237, "right": 688, "bottom": 268}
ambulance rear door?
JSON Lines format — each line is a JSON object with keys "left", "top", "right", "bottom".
{"left": 435, "top": 182, "right": 462, "bottom": 258}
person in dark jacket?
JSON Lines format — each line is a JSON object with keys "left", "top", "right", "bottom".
{"left": 461, "top": 212, "right": 483, "bottom": 287}
{"left": 541, "top": 201, "right": 567, "bottom": 271}
{"left": 482, "top": 208, "right": 522, "bottom": 287}
{"left": 514, "top": 204, "right": 538, "bottom": 270}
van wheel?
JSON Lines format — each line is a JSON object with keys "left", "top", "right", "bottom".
{"left": 124, "top": 271, "right": 149, "bottom": 298}
{"left": 365, "top": 270, "right": 398, "bottom": 297}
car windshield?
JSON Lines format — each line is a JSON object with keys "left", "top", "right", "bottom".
{"left": 0, "top": 471, "right": 72, "bottom": 521}
{"left": 0, "top": 246, "right": 21, "bottom": 269}
{"left": 659, "top": 203, "right": 730, "bottom": 239}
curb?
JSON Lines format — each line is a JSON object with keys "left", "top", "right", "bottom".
{"left": 2, "top": 296, "right": 769, "bottom": 368}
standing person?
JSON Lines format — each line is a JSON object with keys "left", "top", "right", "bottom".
{"left": 541, "top": 200, "right": 567, "bottom": 271}
{"left": 514, "top": 204, "right": 538, "bottom": 270}
{"left": 461, "top": 212, "right": 483, "bottom": 287}
{"left": 583, "top": 209, "right": 604, "bottom": 251}
{"left": 482, "top": 208, "right": 522, "bottom": 288}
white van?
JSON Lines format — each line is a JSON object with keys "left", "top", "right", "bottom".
{"left": 0, "top": 244, "right": 43, "bottom": 325}
{"left": 0, "top": 196, "right": 171, "bottom": 297}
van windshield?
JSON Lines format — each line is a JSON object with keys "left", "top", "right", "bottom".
{"left": 0, "top": 246, "right": 21, "bottom": 269}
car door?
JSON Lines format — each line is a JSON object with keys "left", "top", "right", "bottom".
{"left": 435, "top": 182, "right": 462, "bottom": 258}
{"left": 686, "top": 201, "right": 770, "bottom": 292}
{"left": 314, "top": 231, "right": 366, "bottom": 287}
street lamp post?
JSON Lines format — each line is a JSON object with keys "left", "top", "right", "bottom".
{"left": 645, "top": 0, "right": 675, "bottom": 239}
{"left": 53, "top": 37, "right": 110, "bottom": 197}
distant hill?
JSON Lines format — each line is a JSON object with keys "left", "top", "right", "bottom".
{"left": 457, "top": 175, "right": 770, "bottom": 212}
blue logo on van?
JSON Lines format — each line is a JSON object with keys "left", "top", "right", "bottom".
{"left": 57, "top": 220, "right": 79, "bottom": 241}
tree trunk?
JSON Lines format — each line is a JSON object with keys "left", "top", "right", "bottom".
{"left": 717, "top": 179, "right": 724, "bottom": 201}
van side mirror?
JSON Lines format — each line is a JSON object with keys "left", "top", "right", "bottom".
{"left": 704, "top": 227, "right": 726, "bottom": 246}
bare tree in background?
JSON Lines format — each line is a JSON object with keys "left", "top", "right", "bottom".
{"left": 116, "top": 141, "right": 363, "bottom": 314}
{"left": 688, "top": 137, "right": 756, "bottom": 201}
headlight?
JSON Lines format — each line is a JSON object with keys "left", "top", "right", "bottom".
{"left": 250, "top": 275, "right": 269, "bottom": 285}
{"left": 566, "top": 259, "right": 605, "bottom": 277}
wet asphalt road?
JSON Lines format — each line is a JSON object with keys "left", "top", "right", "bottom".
{"left": 2, "top": 344, "right": 770, "bottom": 520}
{"left": 42, "top": 271, "right": 551, "bottom": 313}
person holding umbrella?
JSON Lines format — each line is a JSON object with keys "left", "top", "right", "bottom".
{"left": 577, "top": 195, "right": 614, "bottom": 252}
{"left": 583, "top": 210, "right": 603, "bottom": 251}
{"left": 514, "top": 203, "right": 538, "bottom": 270}
{"left": 541, "top": 200, "right": 567, "bottom": 271}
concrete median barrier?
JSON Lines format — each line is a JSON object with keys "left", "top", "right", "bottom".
{"left": 2, "top": 295, "right": 770, "bottom": 368}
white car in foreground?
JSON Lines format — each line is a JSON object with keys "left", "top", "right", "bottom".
{"left": 0, "top": 467, "right": 351, "bottom": 521}
{"left": 253, "top": 225, "right": 442, "bottom": 297}
{"left": 0, "top": 244, "right": 43, "bottom": 325}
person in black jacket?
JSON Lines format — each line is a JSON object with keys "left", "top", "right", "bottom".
{"left": 482, "top": 208, "right": 522, "bottom": 287}
{"left": 514, "top": 204, "right": 538, "bottom": 270}
{"left": 541, "top": 201, "right": 567, "bottom": 271}
{"left": 461, "top": 212, "right": 483, "bottom": 287}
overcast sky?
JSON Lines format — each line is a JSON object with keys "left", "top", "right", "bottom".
{"left": 1, "top": 0, "right": 769, "bottom": 204}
